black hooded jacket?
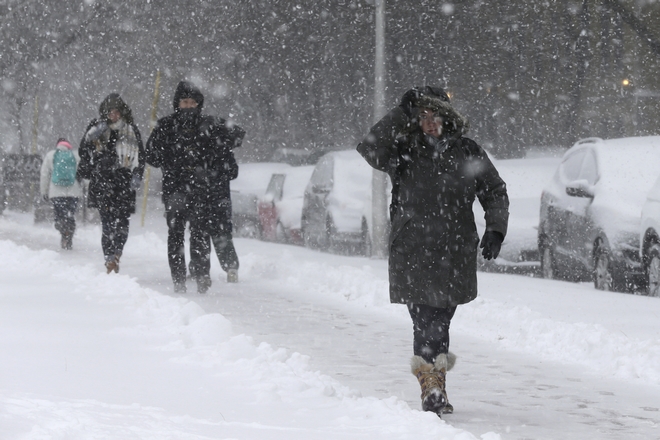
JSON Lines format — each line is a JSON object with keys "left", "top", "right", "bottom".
{"left": 78, "top": 93, "right": 145, "bottom": 215}
{"left": 145, "top": 81, "right": 245, "bottom": 229}
{"left": 357, "top": 88, "right": 509, "bottom": 308}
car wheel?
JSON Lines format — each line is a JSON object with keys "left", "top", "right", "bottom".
{"left": 276, "top": 222, "right": 288, "bottom": 244}
{"left": 593, "top": 243, "right": 615, "bottom": 291}
{"left": 540, "top": 245, "right": 556, "bottom": 279}
{"left": 302, "top": 227, "right": 314, "bottom": 248}
{"left": 325, "top": 215, "right": 337, "bottom": 252}
{"left": 646, "top": 244, "right": 660, "bottom": 297}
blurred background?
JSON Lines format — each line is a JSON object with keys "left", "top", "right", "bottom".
{"left": 2, "top": 0, "right": 660, "bottom": 163}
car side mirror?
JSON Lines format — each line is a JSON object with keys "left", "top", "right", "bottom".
{"left": 565, "top": 180, "right": 594, "bottom": 198}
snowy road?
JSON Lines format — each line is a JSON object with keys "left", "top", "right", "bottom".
{"left": 184, "top": 241, "right": 660, "bottom": 440}
{"left": 1, "top": 208, "right": 659, "bottom": 439}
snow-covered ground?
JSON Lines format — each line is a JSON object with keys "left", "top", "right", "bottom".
{"left": 1, "top": 156, "right": 659, "bottom": 439}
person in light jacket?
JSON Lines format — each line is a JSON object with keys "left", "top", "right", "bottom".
{"left": 357, "top": 86, "right": 509, "bottom": 416}
{"left": 40, "top": 138, "right": 83, "bottom": 250}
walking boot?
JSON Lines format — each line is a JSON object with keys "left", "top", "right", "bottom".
{"left": 411, "top": 352, "right": 456, "bottom": 416}
{"left": 436, "top": 353, "right": 456, "bottom": 414}
{"left": 173, "top": 280, "right": 187, "bottom": 294}
{"left": 61, "top": 232, "right": 73, "bottom": 250}
{"left": 226, "top": 269, "right": 238, "bottom": 283}
{"left": 411, "top": 356, "right": 447, "bottom": 415}
{"left": 197, "top": 275, "right": 212, "bottom": 294}
{"left": 105, "top": 257, "right": 118, "bottom": 274}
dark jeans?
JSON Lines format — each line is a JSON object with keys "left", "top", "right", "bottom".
{"left": 408, "top": 303, "right": 457, "bottom": 364}
{"left": 99, "top": 209, "right": 130, "bottom": 262}
{"left": 165, "top": 193, "right": 239, "bottom": 285}
{"left": 51, "top": 197, "right": 78, "bottom": 238}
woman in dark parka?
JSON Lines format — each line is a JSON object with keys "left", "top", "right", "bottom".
{"left": 78, "top": 93, "right": 145, "bottom": 274}
{"left": 357, "top": 86, "right": 509, "bottom": 416}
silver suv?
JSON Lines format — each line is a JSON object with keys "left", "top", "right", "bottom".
{"left": 538, "top": 136, "right": 660, "bottom": 292}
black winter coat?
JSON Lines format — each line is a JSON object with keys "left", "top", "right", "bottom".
{"left": 78, "top": 119, "right": 145, "bottom": 217}
{"left": 145, "top": 114, "right": 244, "bottom": 235}
{"left": 357, "top": 104, "right": 509, "bottom": 308}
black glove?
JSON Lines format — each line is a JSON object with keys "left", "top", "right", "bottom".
{"left": 480, "top": 231, "right": 503, "bottom": 260}
{"left": 399, "top": 87, "right": 421, "bottom": 119}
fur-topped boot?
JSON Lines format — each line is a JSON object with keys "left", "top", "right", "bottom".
{"left": 411, "top": 352, "right": 456, "bottom": 415}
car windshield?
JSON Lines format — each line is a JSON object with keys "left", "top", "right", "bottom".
{"left": 596, "top": 138, "right": 660, "bottom": 207}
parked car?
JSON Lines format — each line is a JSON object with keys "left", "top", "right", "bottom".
{"left": 270, "top": 147, "right": 327, "bottom": 166}
{"left": 231, "top": 162, "right": 292, "bottom": 239}
{"left": 301, "top": 150, "right": 375, "bottom": 255}
{"left": 538, "top": 136, "right": 660, "bottom": 292}
{"left": 639, "top": 174, "right": 660, "bottom": 297}
{"left": 258, "top": 165, "right": 315, "bottom": 244}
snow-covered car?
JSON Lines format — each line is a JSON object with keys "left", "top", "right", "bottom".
{"left": 538, "top": 136, "right": 660, "bottom": 292}
{"left": 639, "top": 174, "right": 660, "bottom": 297}
{"left": 231, "top": 162, "right": 292, "bottom": 239}
{"left": 301, "top": 150, "right": 374, "bottom": 255}
{"left": 257, "top": 165, "right": 315, "bottom": 244}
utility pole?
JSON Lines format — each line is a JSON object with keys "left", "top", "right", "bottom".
{"left": 371, "top": 0, "right": 389, "bottom": 258}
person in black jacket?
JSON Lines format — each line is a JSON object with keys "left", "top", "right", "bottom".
{"left": 78, "top": 94, "right": 145, "bottom": 273}
{"left": 145, "top": 81, "right": 244, "bottom": 294}
{"left": 357, "top": 86, "right": 509, "bottom": 416}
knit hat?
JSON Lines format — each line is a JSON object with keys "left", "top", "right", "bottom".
{"left": 56, "top": 138, "right": 73, "bottom": 150}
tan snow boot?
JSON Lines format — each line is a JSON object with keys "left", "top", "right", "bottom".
{"left": 411, "top": 353, "right": 455, "bottom": 415}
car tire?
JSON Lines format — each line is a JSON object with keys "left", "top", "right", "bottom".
{"left": 276, "top": 222, "right": 288, "bottom": 244}
{"left": 361, "top": 218, "right": 372, "bottom": 257}
{"left": 302, "top": 227, "right": 314, "bottom": 248}
{"left": 593, "top": 243, "right": 616, "bottom": 291}
{"left": 325, "top": 215, "right": 337, "bottom": 252}
{"left": 645, "top": 244, "right": 660, "bottom": 297}
{"left": 540, "top": 244, "right": 556, "bottom": 279}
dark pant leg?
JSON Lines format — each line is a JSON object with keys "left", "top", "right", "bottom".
{"left": 51, "top": 197, "right": 78, "bottom": 238}
{"left": 113, "top": 215, "right": 130, "bottom": 257}
{"left": 408, "top": 303, "right": 457, "bottom": 364}
{"left": 99, "top": 209, "right": 116, "bottom": 261}
{"left": 189, "top": 220, "right": 211, "bottom": 279}
{"left": 211, "top": 233, "right": 239, "bottom": 272}
{"left": 165, "top": 194, "right": 188, "bottom": 284}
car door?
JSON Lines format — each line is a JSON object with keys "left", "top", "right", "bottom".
{"left": 259, "top": 173, "right": 286, "bottom": 241}
{"left": 302, "top": 155, "right": 334, "bottom": 243}
{"left": 566, "top": 149, "right": 599, "bottom": 269}
{"left": 552, "top": 149, "right": 587, "bottom": 266}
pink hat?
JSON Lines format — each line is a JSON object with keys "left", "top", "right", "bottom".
{"left": 56, "top": 138, "right": 73, "bottom": 150}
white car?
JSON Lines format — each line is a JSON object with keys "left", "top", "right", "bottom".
{"left": 258, "top": 165, "right": 315, "bottom": 244}
{"left": 231, "top": 162, "right": 292, "bottom": 238}
{"left": 640, "top": 175, "right": 660, "bottom": 297}
{"left": 538, "top": 136, "right": 660, "bottom": 292}
{"left": 301, "top": 150, "right": 375, "bottom": 255}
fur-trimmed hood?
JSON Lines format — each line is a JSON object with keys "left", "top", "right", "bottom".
{"left": 99, "top": 93, "right": 134, "bottom": 125}
{"left": 417, "top": 94, "right": 470, "bottom": 140}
